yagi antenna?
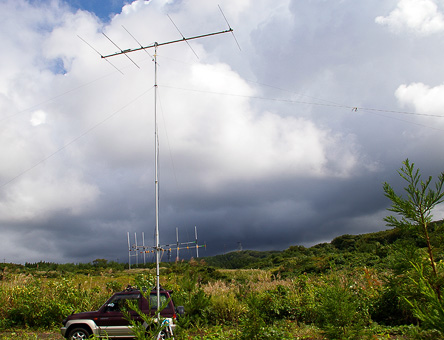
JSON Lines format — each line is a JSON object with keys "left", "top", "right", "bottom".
{"left": 101, "top": 28, "right": 233, "bottom": 58}
{"left": 77, "top": 35, "right": 124, "bottom": 74}
{"left": 167, "top": 14, "right": 199, "bottom": 59}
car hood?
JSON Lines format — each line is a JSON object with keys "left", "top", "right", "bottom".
{"left": 67, "top": 311, "right": 99, "bottom": 320}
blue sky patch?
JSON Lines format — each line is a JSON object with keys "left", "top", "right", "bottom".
{"left": 64, "top": 0, "right": 129, "bottom": 22}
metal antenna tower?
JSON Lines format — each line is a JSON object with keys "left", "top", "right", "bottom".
{"left": 101, "top": 14, "right": 234, "bottom": 316}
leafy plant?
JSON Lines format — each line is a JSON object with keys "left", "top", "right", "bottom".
{"left": 404, "top": 261, "right": 444, "bottom": 335}
{"left": 383, "top": 159, "right": 444, "bottom": 336}
{"left": 239, "top": 293, "right": 291, "bottom": 340}
{"left": 314, "top": 272, "right": 369, "bottom": 339}
{"left": 124, "top": 289, "right": 172, "bottom": 340}
{"left": 174, "top": 271, "right": 211, "bottom": 327}
{"left": 206, "top": 290, "right": 247, "bottom": 325}
{"left": 133, "top": 273, "right": 155, "bottom": 290}
{"left": 383, "top": 159, "right": 444, "bottom": 300}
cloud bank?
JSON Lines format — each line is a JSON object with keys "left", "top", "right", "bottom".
{"left": 1, "top": 0, "right": 444, "bottom": 263}
{"left": 375, "top": 0, "right": 444, "bottom": 35}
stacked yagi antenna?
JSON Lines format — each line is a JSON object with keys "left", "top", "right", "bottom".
{"left": 80, "top": 6, "right": 238, "bottom": 319}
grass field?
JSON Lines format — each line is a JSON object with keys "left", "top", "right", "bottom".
{"left": 2, "top": 261, "right": 441, "bottom": 339}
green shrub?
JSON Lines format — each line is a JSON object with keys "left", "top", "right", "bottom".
{"left": 106, "top": 280, "right": 123, "bottom": 293}
{"left": 291, "top": 274, "right": 318, "bottom": 323}
{"left": 206, "top": 291, "right": 247, "bottom": 325}
{"left": 314, "top": 273, "right": 370, "bottom": 339}
{"left": 246, "top": 284, "right": 297, "bottom": 322}
{"left": 132, "top": 273, "right": 155, "bottom": 290}
{"left": 170, "top": 269, "right": 211, "bottom": 328}
{"left": 239, "top": 293, "right": 292, "bottom": 340}
{"left": 404, "top": 262, "right": 444, "bottom": 335}
{"left": 6, "top": 277, "right": 71, "bottom": 328}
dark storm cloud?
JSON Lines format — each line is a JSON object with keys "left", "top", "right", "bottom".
{"left": 2, "top": 0, "right": 444, "bottom": 264}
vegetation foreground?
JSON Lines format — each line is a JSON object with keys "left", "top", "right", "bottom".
{"left": 0, "top": 264, "right": 427, "bottom": 340}
{"left": 1, "top": 159, "right": 444, "bottom": 340}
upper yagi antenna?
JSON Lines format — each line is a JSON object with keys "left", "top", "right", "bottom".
{"left": 101, "top": 27, "right": 233, "bottom": 58}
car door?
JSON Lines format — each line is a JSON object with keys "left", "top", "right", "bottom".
{"left": 95, "top": 293, "right": 142, "bottom": 337}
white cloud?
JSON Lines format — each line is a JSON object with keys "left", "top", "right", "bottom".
{"left": 157, "top": 61, "right": 361, "bottom": 187}
{"left": 0, "top": 0, "right": 104, "bottom": 227}
{"left": 375, "top": 0, "right": 444, "bottom": 35}
{"left": 0, "top": 172, "right": 100, "bottom": 222}
{"left": 30, "top": 110, "right": 47, "bottom": 126}
{"left": 395, "top": 82, "right": 444, "bottom": 116}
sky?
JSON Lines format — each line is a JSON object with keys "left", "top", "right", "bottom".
{"left": 1, "top": 0, "right": 444, "bottom": 264}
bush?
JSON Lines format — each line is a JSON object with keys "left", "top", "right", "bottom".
{"left": 404, "top": 262, "right": 444, "bottom": 335}
{"left": 314, "top": 273, "right": 371, "bottom": 339}
{"left": 245, "top": 284, "right": 297, "bottom": 322}
{"left": 206, "top": 291, "right": 247, "bottom": 325}
{"left": 292, "top": 274, "right": 318, "bottom": 323}
{"left": 239, "top": 292, "right": 292, "bottom": 340}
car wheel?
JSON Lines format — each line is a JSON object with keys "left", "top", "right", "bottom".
{"left": 67, "top": 327, "right": 91, "bottom": 340}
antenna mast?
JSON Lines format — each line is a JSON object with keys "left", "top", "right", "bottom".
{"left": 101, "top": 16, "right": 234, "bottom": 317}
{"left": 153, "top": 42, "right": 161, "bottom": 309}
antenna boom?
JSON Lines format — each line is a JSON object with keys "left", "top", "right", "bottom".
{"left": 101, "top": 28, "right": 233, "bottom": 59}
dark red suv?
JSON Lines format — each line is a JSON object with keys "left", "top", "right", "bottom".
{"left": 61, "top": 286, "right": 184, "bottom": 339}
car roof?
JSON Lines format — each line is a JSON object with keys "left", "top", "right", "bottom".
{"left": 120, "top": 285, "right": 173, "bottom": 295}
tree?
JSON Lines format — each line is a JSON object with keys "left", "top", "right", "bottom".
{"left": 92, "top": 258, "right": 108, "bottom": 267}
{"left": 383, "top": 159, "right": 444, "bottom": 300}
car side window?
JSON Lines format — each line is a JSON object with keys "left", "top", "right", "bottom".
{"left": 149, "top": 294, "right": 168, "bottom": 310}
{"left": 106, "top": 293, "right": 140, "bottom": 312}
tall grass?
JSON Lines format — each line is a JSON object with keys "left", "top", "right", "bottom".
{"left": 0, "top": 272, "right": 129, "bottom": 329}
{"left": 0, "top": 264, "right": 428, "bottom": 339}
